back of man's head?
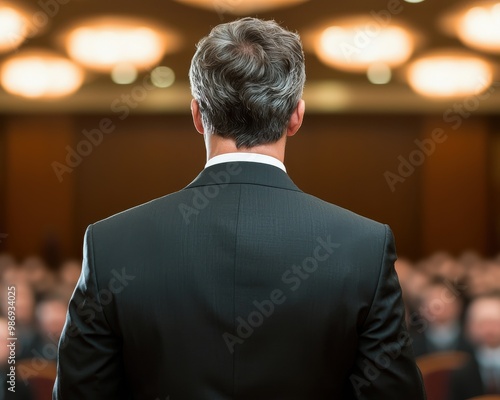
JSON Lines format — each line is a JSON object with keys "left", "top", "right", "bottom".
{"left": 189, "top": 17, "right": 306, "bottom": 148}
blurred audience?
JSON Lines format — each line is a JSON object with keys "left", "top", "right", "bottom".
{"left": 448, "top": 292, "right": 500, "bottom": 400}
{"left": 58, "top": 259, "right": 83, "bottom": 298}
{"left": 410, "top": 278, "right": 473, "bottom": 357}
{"left": 0, "top": 254, "right": 80, "bottom": 363}
{"left": 393, "top": 251, "right": 500, "bottom": 400}
{"left": 31, "top": 293, "right": 69, "bottom": 361}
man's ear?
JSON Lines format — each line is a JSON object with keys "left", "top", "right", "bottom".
{"left": 286, "top": 99, "right": 305, "bottom": 137}
{"left": 191, "top": 99, "right": 204, "bottom": 135}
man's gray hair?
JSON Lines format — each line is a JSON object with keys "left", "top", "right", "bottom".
{"left": 189, "top": 17, "right": 306, "bottom": 148}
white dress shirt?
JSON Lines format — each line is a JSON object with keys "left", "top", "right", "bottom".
{"left": 204, "top": 152, "right": 287, "bottom": 173}
{"left": 477, "top": 346, "right": 500, "bottom": 390}
{"left": 426, "top": 321, "right": 461, "bottom": 350}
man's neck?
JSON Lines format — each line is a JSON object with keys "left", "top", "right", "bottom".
{"left": 205, "top": 133, "right": 286, "bottom": 163}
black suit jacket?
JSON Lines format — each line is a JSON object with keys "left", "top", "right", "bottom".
{"left": 53, "top": 162, "right": 425, "bottom": 399}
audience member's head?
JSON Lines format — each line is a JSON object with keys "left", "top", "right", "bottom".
{"left": 459, "top": 250, "right": 483, "bottom": 268}
{"left": 421, "top": 252, "right": 452, "bottom": 278}
{"left": 0, "top": 282, "right": 35, "bottom": 327}
{"left": 486, "top": 261, "right": 500, "bottom": 292}
{"left": 22, "top": 256, "right": 57, "bottom": 297}
{"left": 466, "top": 292, "right": 500, "bottom": 349}
{"left": 419, "top": 278, "right": 464, "bottom": 326}
{"left": 402, "top": 266, "right": 430, "bottom": 309}
{"left": 35, "top": 293, "right": 68, "bottom": 341}
{"left": 395, "top": 258, "right": 413, "bottom": 283}
{"left": 58, "top": 259, "right": 81, "bottom": 289}
{"left": 466, "top": 260, "right": 499, "bottom": 298}
{"left": 0, "top": 262, "right": 28, "bottom": 286}
{"left": 0, "top": 253, "right": 16, "bottom": 277}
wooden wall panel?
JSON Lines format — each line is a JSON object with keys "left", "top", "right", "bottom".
{"left": 421, "top": 117, "right": 489, "bottom": 256}
{"left": 4, "top": 116, "right": 75, "bottom": 262}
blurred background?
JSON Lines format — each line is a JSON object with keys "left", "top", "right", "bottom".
{"left": 0, "top": 0, "right": 500, "bottom": 399}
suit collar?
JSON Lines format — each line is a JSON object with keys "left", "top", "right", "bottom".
{"left": 184, "top": 161, "right": 302, "bottom": 193}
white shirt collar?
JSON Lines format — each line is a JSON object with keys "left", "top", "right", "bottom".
{"left": 477, "top": 346, "right": 500, "bottom": 368}
{"left": 426, "top": 322, "right": 460, "bottom": 349}
{"left": 204, "top": 152, "right": 287, "bottom": 172}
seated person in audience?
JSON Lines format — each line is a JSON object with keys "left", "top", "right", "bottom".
{"left": 0, "top": 271, "right": 38, "bottom": 361}
{"left": 10, "top": 283, "right": 37, "bottom": 361}
{"left": 22, "top": 256, "right": 57, "bottom": 300}
{"left": 0, "top": 316, "right": 34, "bottom": 399}
{"left": 411, "top": 278, "right": 472, "bottom": 357}
{"left": 30, "top": 294, "right": 68, "bottom": 361}
{"left": 396, "top": 259, "right": 430, "bottom": 326}
{"left": 0, "top": 253, "right": 16, "bottom": 277}
{"left": 436, "top": 255, "right": 466, "bottom": 285}
{"left": 487, "top": 260, "right": 500, "bottom": 292}
{"left": 57, "top": 259, "right": 81, "bottom": 300}
{"left": 449, "top": 292, "right": 500, "bottom": 400}
{"left": 464, "top": 258, "right": 500, "bottom": 298}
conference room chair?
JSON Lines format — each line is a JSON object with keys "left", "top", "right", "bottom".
{"left": 16, "top": 359, "right": 57, "bottom": 400}
{"left": 416, "top": 350, "right": 470, "bottom": 400}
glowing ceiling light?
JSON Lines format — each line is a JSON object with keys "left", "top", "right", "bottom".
{"left": 65, "top": 17, "right": 180, "bottom": 71}
{"left": 1, "top": 51, "right": 84, "bottom": 99}
{"left": 151, "top": 66, "right": 175, "bottom": 88}
{"left": 457, "top": 2, "right": 500, "bottom": 53}
{"left": 111, "top": 63, "right": 138, "bottom": 85}
{"left": 173, "top": 0, "right": 309, "bottom": 15}
{"left": 0, "top": 6, "right": 27, "bottom": 53}
{"left": 407, "top": 51, "right": 493, "bottom": 98}
{"left": 367, "top": 63, "right": 392, "bottom": 84}
{"left": 313, "top": 18, "right": 416, "bottom": 72}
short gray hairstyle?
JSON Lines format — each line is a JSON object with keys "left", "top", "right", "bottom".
{"left": 189, "top": 17, "right": 306, "bottom": 148}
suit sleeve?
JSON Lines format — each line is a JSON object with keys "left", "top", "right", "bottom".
{"left": 53, "top": 225, "right": 130, "bottom": 400}
{"left": 349, "top": 225, "right": 426, "bottom": 399}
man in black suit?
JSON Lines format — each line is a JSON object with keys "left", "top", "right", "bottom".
{"left": 449, "top": 293, "right": 500, "bottom": 400}
{"left": 53, "top": 17, "right": 425, "bottom": 399}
